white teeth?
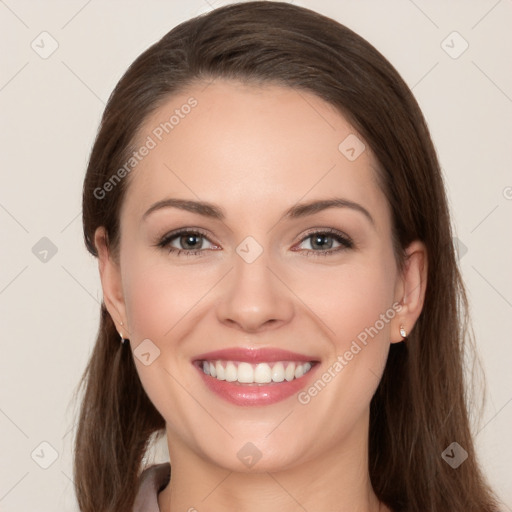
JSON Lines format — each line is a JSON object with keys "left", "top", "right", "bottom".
{"left": 216, "top": 361, "right": 225, "bottom": 380}
{"left": 201, "top": 360, "right": 313, "bottom": 384}
{"left": 237, "top": 362, "right": 254, "bottom": 383}
{"left": 271, "top": 362, "right": 285, "bottom": 382}
{"left": 225, "top": 362, "right": 237, "bottom": 382}
{"left": 254, "top": 363, "right": 272, "bottom": 383}
{"left": 285, "top": 362, "right": 295, "bottom": 381}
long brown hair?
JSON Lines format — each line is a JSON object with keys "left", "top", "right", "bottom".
{"left": 75, "top": 2, "right": 499, "bottom": 511}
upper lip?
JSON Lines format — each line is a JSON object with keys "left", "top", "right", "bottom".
{"left": 194, "top": 347, "right": 318, "bottom": 363}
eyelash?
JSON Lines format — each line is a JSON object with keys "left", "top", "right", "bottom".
{"left": 154, "top": 228, "right": 354, "bottom": 258}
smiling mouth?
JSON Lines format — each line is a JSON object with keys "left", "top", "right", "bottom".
{"left": 197, "top": 360, "right": 315, "bottom": 384}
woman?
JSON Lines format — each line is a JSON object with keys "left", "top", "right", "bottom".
{"left": 74, "top": 2, "right": 499, "bottom": 511}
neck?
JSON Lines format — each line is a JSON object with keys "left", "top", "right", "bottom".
{"left": 157, "top": 420, "right": 386, "bottom": 512}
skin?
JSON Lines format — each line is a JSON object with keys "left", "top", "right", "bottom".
{"left": 95, "top": 79, "right": 427, "bottom": 512}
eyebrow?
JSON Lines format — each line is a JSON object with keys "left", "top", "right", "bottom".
{"left": 142, "top": 197, "right": 375, "bottom": 226}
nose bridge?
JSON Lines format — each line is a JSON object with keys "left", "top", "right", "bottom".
{"left": 216, "top": 237, "right": 294, "bottom": 331}
{"left": 233, "top": 244, "right": 272, "bottom": 291}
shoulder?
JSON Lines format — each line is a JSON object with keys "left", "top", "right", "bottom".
{"left": 133, "top": 462, "right": 171, "bottom": 512}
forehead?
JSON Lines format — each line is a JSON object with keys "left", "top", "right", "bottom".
{"left": 122, "top": 79, "right": 387, "bottom": 225}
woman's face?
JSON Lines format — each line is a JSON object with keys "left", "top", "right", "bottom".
{"left": 97, "top": 79, "right": 425, "bottom": 472}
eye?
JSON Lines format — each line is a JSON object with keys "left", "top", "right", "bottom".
{"left": 296, "top": 229, "right": 353, "bottom": 256}
{"left": 155, "top": 229, "right": 218, "bottom": 256}
{"left": 154, "top": 227, "right": 353, "bottom": 258}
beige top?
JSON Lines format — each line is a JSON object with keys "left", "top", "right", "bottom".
{"left": 133, "top": 463, "right": 171, "bottom": 512}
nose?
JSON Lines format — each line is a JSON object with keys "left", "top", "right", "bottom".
{"left": 216, "top": 249, "right": 295, "bottom": 334}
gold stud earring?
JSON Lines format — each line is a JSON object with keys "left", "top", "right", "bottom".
{"left": 399, "top": 325, "right": 407, "bottom": 338}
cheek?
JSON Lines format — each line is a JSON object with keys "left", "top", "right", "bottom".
{"left": 121, "top": 252, "right": 210, "bottom": 431}
{"left": 299, "top": 258, "right": 398, "bottom": 350}
{"left": 296, "top": 254, "right": 398, "bottom": 421}
{"left": 122, "top": 252, "right": 210, "bottom": 341}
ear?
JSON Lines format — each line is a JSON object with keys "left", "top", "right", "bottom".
{"left": 94, "top": 226, "right": 129, "bottom": 338}
{"left": 391, "top": 240, "right": 428, "bottom": 343}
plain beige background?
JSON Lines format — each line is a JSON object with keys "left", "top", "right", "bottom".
{"left": 1, "top": 1, "right": 511, "bottom": 510}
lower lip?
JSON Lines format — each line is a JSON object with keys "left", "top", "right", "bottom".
{"left": 195, "top": 362, "right": 318, "bottom": 406}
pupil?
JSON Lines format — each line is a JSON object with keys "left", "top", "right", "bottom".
{"left": 181, "top": 234, "right": 200, "bottom": 250}
{"left": 312, "top": 234, "right": 332, "bottom": 250}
